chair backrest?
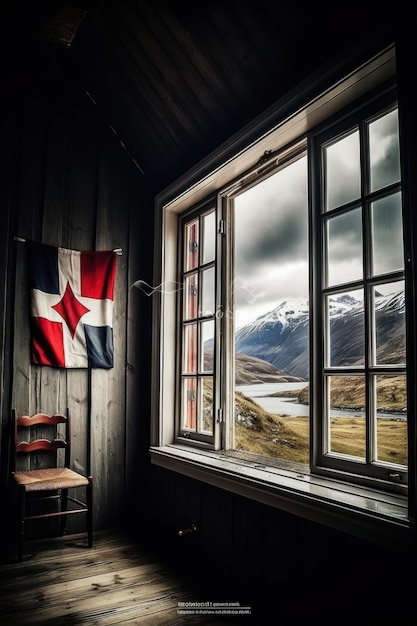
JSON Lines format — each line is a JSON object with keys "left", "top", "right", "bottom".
{"left": 11, "top": 409, "right": 71, "bottom": 473}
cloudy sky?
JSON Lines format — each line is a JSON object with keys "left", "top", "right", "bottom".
{"left": 234, "top": 155, "right": 309, "bottom": 328}
{"left": 233, "top": 108, "right": 402, "bottom": 329}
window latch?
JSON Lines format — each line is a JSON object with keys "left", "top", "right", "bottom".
{"left": 387, "top": 472, "right": 403, "bottom": 482}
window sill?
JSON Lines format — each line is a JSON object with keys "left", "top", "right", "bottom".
{"left": 150, "top": 444, "right": 414, "bottom": 552}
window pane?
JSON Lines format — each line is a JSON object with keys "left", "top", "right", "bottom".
{"left": 180, "top": 210, "right": 216, "bottom": 442}
{"left": 324, "top": 131, "right": 360, "bottom": 211}
{"left": 233, "top": 155, "right": 309, "bottom": 464}
{"left": 185, "top": 220, "right": 199, "bottom": 271}
{"left": 369, "top": 109, "right": 400, "bottom": 192}
{"left": 201, "top": 266, "right": 215, "bottom": 317}
{"left": 183, "top": 323, "right": 197, "bottom": 374}
{"left": 327, "top": 375, "right": 365, "bottom": 459}
{"left": 183, "top": 273, "right": 198, "bottom": 320}
{"left": 201, "top": 319, "right": 214, "bottom": 372}
{"left": 182, "top": 378, "right": 196, "bottom": 430}
{"left": 326, "top": 208, "right": 363, "bottom": 287}
{"left": 373, "top": 281, "right": 406, "bottom": 366}
{"left": 198, "top": 378, "right": 214, "bottom": 435}
{"left": 202, "top": 211, "right": 216, "bottom": 264}
{"left": 327, "top": 289, "right": 364, "bottom": 367}
{"left": 371, "top": 192, "right": 404, "bottom": 276}
{"left": 181, "top": 378, "right": 197, "bottom": 430}
{"left": 375, "top": 374, "right": 407, "bottom": 466}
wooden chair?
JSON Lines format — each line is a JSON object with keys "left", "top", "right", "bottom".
{"left": 10, "top": 408, "right": 93, "bottom": 562}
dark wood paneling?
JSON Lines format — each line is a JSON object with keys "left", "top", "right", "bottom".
{"left": 124, "top": 171, "right": 154, "bottom": 535}
{"left": 1, "top": 70, "right": 148, "bottom": 539}
{"left": 91, "top": 140, "right": 131, "bottom": 529}
{"left": 144, "top": 468, "right": 417, "bottom": 624}
{"left": 3, "top": 1, "right": 403, "bottom": 192}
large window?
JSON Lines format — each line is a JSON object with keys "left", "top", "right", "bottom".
{"left": 179, "top": 148, "right": 310, "bottom": 464}
{"left": 312, "top": 102, "right": 406, "bottom": 490}
{"left": 152, "top": 45, "right": 415, "bottom": 546}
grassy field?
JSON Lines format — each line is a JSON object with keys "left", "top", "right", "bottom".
{"left": 234, "top": 392, "right": 407, "bottom": 466}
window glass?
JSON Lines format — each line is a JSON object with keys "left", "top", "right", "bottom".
{"left": 373, "top": 281, "right": 406, "bottom": 366}
{"left": 233, "top": 156, "right": 309, "bottom": 463}
{"left": 185, "top": 220, "right": 199, "bottom": 271}
{"left": 326, "top": 208, "right": 363, "bottom": 287}
{"left": 183, "top": 274, "right": 198, "bottom": 320}
{"left": 200, "top": 377, "right": 214, "bottom": 435}
{"left": 326, "top": 289, "right": 364, "bottom": 367}
{"left": 371, "top": 192, "right": 404, "bottom": 275}
{"left": 201, "top": 267, "right": 215, "bottom": 317}
{"left": 375, "top": 374, "right": 407, "bottom": 466}
{"left": 182, "top": 378, "right": 197, "bottom": 430}
{"left": 201, "top": 320, "right": 214, "bottom": 372}
{"left": 183, "top": 324, "right": 197, "bottom": 374}
{"left": 202, "top": 211, "right": 216, "bottom": 264}
{"left": 369, "top": 109, "right": 400, "bottom": 192}
{"left": 324, "top": 131, "right": 360, "bottom": 211}
{"left": 327, "top": 374, "right": 366, "bottom": 459}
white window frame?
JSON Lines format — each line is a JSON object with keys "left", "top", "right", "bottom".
{"left": 150, "top": 44, "right": 415, "bottom": 550}
{"left": 177, "top": 204, "right": 218, "bottom": 447}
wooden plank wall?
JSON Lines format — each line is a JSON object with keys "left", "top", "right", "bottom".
{"left": 1, "top": 26, "right": 415, "bottom": 621}
{"left": 0, "top": 63, "right": 150, "bottom": 538}
{"left": 144, "top": 465, "right": 417, "bottom": 625}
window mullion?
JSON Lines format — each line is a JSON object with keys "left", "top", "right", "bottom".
{"left": 218, "top": 195, "right": 234, "bottom": 450}
{"left": 361, "top": 119, "right": 374, "bottom": 466}
{"left": 309, "top": 136, "right": 324, "bottom": 468}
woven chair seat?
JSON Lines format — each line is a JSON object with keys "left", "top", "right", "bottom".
{"left": 13, "top": 467, "right": 89, "bottom": 491}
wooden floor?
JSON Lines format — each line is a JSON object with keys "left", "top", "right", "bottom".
{"left": 0, "top": 530, "right": 251, "bottom": 625}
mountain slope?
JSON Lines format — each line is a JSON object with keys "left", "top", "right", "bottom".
{"left": 235, "top": 352, "right": 304, "bottom": 385}
{"left": 235, "top": 292, "right": 405, "bottom": 379}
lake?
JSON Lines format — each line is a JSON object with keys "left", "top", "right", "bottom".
{"left": 235, "top": 382, "right": 406, "bottom": 420}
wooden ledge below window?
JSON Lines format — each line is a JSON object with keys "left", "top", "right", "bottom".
{"left": 150, "top": 444, "right": 414, "bottom": 553}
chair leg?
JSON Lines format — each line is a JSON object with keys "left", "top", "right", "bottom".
{"left": 60, "top": 489, "right": 68, "bottom": 536}
{"left": 87, "top": 476, "right": 93, "bottom": 548}
{"left": 17, "top": 485, "right": 25, "bottom": 562}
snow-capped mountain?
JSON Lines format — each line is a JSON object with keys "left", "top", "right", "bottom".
{"left": 235, "top": 291, "right": 405, "bottom": 380}
{"left": 240, "top": 296, "right": 310, "bottom": 331}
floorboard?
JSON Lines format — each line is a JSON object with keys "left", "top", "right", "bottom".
{"left": 0, "top": 530, "right": 251, "bottom": 625}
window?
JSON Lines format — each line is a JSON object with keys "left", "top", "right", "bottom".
{"left": 312, "top": 102, "right": 407, "bottom": 491}
{"left": 179, "top": 209, "right": 217, "bottom": 444}
{"left": 151, "top": 45, "right": 415, "bottom": 547}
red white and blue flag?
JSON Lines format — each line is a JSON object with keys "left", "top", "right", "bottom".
{"left": 26, "top": 242, "right": 117, "bottom": 369}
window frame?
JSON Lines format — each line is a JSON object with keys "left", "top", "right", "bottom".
{"left": 151, "top": 43, "right": 416, "bottom": 550}
{"left": 176, "top": 203, "right": 218, "bottom": 447}
{"left": 309, "top": 93, "right": 408, "bottom": 493}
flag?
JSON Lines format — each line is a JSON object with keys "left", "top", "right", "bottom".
{"left": 26, "top": 242, "right": 117, "bottom": 368}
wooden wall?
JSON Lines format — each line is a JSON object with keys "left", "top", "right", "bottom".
{"left": 1, "top": 24, "right": 415, "bottom": 625}
{"left": 142, "top": 466, "right": 416, "bottom": 624}
{"left": 0, "top": 49, "right": 153, "bottom": 539}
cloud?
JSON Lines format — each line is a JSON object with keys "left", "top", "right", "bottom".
{"left": 233, "top": 156, "right": 309, "bottom": 325}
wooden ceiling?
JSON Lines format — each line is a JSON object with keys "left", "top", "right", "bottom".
{"left": 2, "top": 1, "right": 400, "bottom": 193}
